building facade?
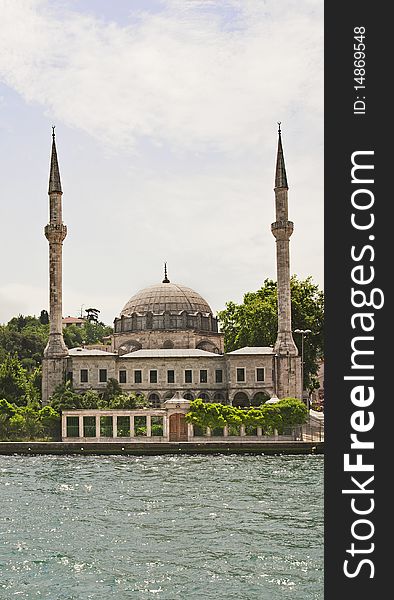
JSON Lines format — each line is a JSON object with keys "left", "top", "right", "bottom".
{"left": 42, "top": 127, "right": 301, "bottom": 405}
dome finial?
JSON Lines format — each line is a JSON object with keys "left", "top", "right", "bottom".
{"left": 162, "top": 261, "right": 170, "bottom": 283}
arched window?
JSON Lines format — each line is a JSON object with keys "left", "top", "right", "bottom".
{"left": 183, "top": 392, "right": 194, "bottom": 400}
{"left": 118, "top": 340, "right": 142, "bottom": 355}
{"left": 213, "top": 392, "right": 225, "bottom": 403}
{"left": 232, "top": 392, "right": 249, "bottom": 408}
{"left": 251, "top": 391, "right": 271, "bottom": 406}
{"left": 162, "top": 339, "right": 174, "bottom": 349}
{"left": 196, "top": 341, "right": 219, "bottom": 353}
{"left": 198, "top": 392, "right": 210, "bottom": 402}
{"left": 149, "top": 393, "right": 161, "bottom": 408}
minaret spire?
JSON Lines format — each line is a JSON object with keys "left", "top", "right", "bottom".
{"left": 162, "top": 261, "right": 170, "bottom": 283}
{"left": 275, "top": 122, "right": 288, "bottom": 189}
{"left": 42, "top": 128, "right": 68, "bottom": 404}
{"left": 48, "top": 126, "right": 62, "bottom": 194}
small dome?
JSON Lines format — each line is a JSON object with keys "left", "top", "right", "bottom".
{"left": 121, "top": 282, "right": 213, "bottom": 316}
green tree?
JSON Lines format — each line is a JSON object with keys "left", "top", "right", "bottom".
{"left": 260, "top": 404, "right": 283, "bottom": 434}
{"left": 81, "top": 389, "right": 101, "bottom": 409}
{"left": 39, "top": 406, "right": 61, "bottom": 439}
{"left": 102, "top": 378, "right": 122, "bottom": 403}
{"left": 108, "top": 393, "right": 147, "bottom": 410}
{"left": 1, "top": 313, "right": 113, "bottom": 368}
{"left": 186, "top": 399, "right": 228, "bottom": 431}
{"left": 62, "top": 322, "right": 112, "bottom": 349}
{"left": 0, "top": 402, "right": 44, "bottom": 440}
{"left": 83, "top": 321, "right": 113, "bottom": 345}
{"left": 49, "top": 382, "right": 84, "bottom": 411}
{"left": 39, "top": 310, "right": 49, "bottom": 325}
{"left": 276, "top": 398, "right": 308, "bottom": 427}
{"left": 218, "top": 276, "right": 324, "bottom": 391}
{"left": 0, "top": 399, "right": 18, "bottom": 439}
{"left": 0, "top": 327, "right": 48, "bottom": 369}
{"left": 18, "top": 405, "right": 43, "bottom": 439}
{"left": 62, "top": 324, "right": 84, "bottom": 349}
{"left": 85, "top": 308, "right": 100, "bottom": 323}
{"left": 0, "top": 354, "right": 30, "bottom": 405}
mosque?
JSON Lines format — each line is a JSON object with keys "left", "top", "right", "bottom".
{"left": 42, "top": 127, "right": 301, "bottom": 407}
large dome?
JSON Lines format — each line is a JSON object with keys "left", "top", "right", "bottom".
{"left": 121, "top": 282, "right": 213, "bottom": 316}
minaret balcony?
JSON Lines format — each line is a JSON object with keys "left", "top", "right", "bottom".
{"left": 271, "top": 220, "right": 294, "bottom": 239}
{"left": 45, "top": 223, "right": 67, "bottom": 243}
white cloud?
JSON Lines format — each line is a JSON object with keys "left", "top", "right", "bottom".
{"left": 0, "top": 0, "right": 323, "bottom": 325}
{"left": 0, "top": 0, "right": 322, "bottom": 153}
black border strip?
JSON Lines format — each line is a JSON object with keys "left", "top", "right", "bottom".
{"left": 325, "top": 2, "right": 389, "bottom": 596}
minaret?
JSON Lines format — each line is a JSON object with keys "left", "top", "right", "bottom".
{"left": 42, "top": 128, "right": 68, "bottom": 404}
{"left": 271, "top": 124, "right": 301, "bottom": 398}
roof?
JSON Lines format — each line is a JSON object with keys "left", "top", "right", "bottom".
{"left": 120, "top": 282, "right": 213, "bottom": 317}
{"left": 69, "top": 348, "right": 116, "bottom": 356}
{"left": 62, "top": 317, "right": 86, "bottom": 324}
{"left": 226, "top": 346, "right": 274, "bottom": 355}
{"left": 120, "top": 348, "right": 221, "bottom": 359}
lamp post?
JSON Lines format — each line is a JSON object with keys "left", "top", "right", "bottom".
{"left": 294, "top": 329, "right": 311, "bottom": 408}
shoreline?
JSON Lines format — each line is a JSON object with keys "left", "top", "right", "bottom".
{"left": 0, "top": 441, "right": 324, "bottom": 456}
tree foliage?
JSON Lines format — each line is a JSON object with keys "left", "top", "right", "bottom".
{"left": 0, "top": 399, "right": 61, "bottom": 441}
{"left": 0, "top": 317, "right": 48, "bottom": 369}
{"left": 0, "top": 313, "right": 113, "bottom": 371}
{"left": 185, "top": 397, "right": 308, "bottom": 434}
{"left": 217, "top": 276, "right": 324, "bottom": 390}
{"left": 62, "top": 321, "right": 113, "bottom": 349}
{"left": 48, "top": 380, "right": 147, "bottom": 412}
{"left": 0, "top": 354, "right": 40, "bottom": 406}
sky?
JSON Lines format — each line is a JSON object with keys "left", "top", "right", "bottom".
{"left": 0, "top": 0, "right": 323, "bottom": 326}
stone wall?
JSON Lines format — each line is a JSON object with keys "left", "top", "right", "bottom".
{"left": 113, "top": 329, "right": 224, "bottom": 354}
{"left": 69, "top": 351, "right": 276, "bottom": 404}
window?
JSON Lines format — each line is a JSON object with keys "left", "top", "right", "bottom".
{"left": 215, "top": 369, "right": 223, "bottom": 383}
{"left": 134, "top": 370, "right": 142, "bottom": 384}
{"left": 149, "top": 393, "right": 161, "bottom": 408}
{"left": 80, "top": 369, "right": 88, "bottom": 383}
{"left": 151, "top": 416, "right": 164, "bottom": 436}
{"left": 167, "top": 370, "right": 175, "bottom": 384}
{"left": 83, "top": 416, "right": 96, "bottom": 437}
{"left": 200, "top": 369, "right": 208, "bottom": 383}
{"left": 185, "top": 369, "right": 193, "bottom": 384}
{"left": 150, "top": 370, "right": 158, "bottom": 384}
{"left": 256, "top": 368, "right": 265, "bottom": 382}
{"left": 66, "top": 416, "right": 79, "bottom": 437}
{"left": 100, "top": 416, "right": 113, "bottom": 437}
{"left": 135, "top": 415, "right": 147, "bottom": 436}
{"left": 119, "top": 370, "right": 127, "bottom": 383}
{"left": 117, "top": 416, "right": 130, "bottom": 437}
{"left": 236, "top": 368, "right": 245, "bottom": 382}
{"left": 99, "top": 369, "right": 107, "bottom": 383}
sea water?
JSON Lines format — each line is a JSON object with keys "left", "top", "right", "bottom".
{"left": 0, "top": 454, "right": 323, "bottom": 599}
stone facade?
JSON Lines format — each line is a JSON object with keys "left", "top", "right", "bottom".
{"left": 113, "top": 328, "right": 224, "bottom": 355}
{"left": 67, "top": 347, "right": 275, "bottom": 406}
{"left": 41, "top": 128, "right": 302, "bottom": 405}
